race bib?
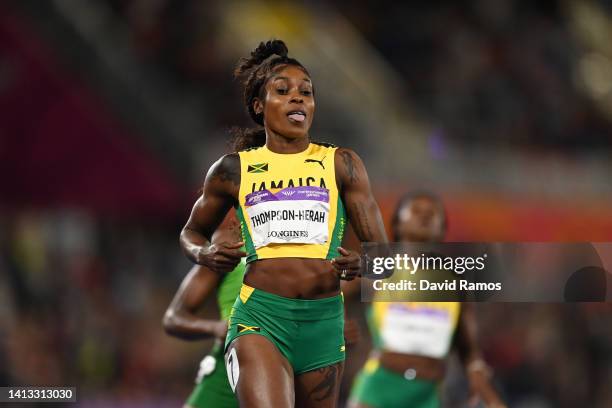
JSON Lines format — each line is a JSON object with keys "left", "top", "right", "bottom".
{"left": 226, "top": 348, "right": 239, "bottom": 393}
{"left": 380, "top": 304, "right": 455, "bottom": 358}
{"left": 244, "top": 186, "right": 330, "bottom": 249}
{"left": 195, "top": 355, "right": 216, "bottom": 384}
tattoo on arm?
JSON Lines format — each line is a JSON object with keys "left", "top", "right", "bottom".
{"left": 210, "top": 154, "right": 240, "bottom": 187}
{"left": 338, "top": 148, "right": 386, "bottom": 243}
{"left": 340, "top": 150, "right": 359, "bottom": 184}
{"left": 307, "top": 365, "right": 338, "bottom": 402}
{"left": 228, "top": 219, "right": 242, "bottom": 242}
{"left": 352, "top": 202, "right": 374, "bottom": 241}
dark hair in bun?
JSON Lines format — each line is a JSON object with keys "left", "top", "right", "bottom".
{"left": 230, "top": 40, "right": 310, "bottom": 151}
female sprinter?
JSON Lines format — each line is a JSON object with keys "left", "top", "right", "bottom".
{"left": 348, "top": 191, "right": 506, "bottom": 408}
{"left": 164, "top": 210, "right": 244, "bottom": 408}
{"left": 165, "top": 210, "right": 359, "bottom": 408}
{"left": 179, "top": 39, "right": 387, "bottom": 408}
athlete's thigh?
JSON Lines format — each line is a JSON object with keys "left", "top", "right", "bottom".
{"left": 226, "top": 334, "right": 294, "bottom": 408}
{"left": 346, "top": 402, "right": 375, "bottom": 408}
{"left": 294, "top": 361, "right": 344, "bottom": 408}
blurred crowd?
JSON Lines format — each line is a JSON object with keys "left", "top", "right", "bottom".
{"left": 102, "top": 0, "right": 242, "bottom": 131}
{"left": 103, "top": 0, "right": 612, "bottom": 150}
{"left": 0, "top": 210, "right": 201, "bottom": 406}
{"left": 331, "top": 0, "right": 611, "bottom": 149}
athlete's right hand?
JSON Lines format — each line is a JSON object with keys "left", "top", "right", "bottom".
{"left": 196, "top": 241, "right": 246, "bottom": 273}
{"left": 213, "top": 321, "right": 228, "bottom": 342}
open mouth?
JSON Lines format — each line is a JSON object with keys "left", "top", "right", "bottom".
{"left": 287, "top": 111, "right": 306, "bottom": 123}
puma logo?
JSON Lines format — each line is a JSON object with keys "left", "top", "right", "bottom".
{"left": 305, "top": 156, "right": 325, "bottom": 169}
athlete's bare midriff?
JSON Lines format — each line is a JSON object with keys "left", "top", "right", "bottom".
{"left": 378, "top": 351, "right": 445, "bottom": 381}
{"left": 244, "top": 258, "right": 340, "bottom": 299}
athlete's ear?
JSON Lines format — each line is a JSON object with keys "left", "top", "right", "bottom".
{"left": 253, "top": 98, "right": 264, "bottom": 115}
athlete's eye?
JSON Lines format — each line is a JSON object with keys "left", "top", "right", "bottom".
{"left": 301, "top": 90, "right": 312, "bottom": 96}
{"left": 276, "top": 88, "right": 288, "bottom": 94}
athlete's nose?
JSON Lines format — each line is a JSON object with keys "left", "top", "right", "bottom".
{"left": 289, "top": 90, "right": 303, "bottom": 104}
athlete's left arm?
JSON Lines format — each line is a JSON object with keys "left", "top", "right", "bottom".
{"left": 332, "top": 148, "right": 388, "bottom": 280}
{"left": 455, "top": 304, "right": 507, "bottom": 408}
{"left": 335, "top": 148, "right": 388, "bottom": 244}
{"left": 163, "top": 264, "right": 225, "bottom": 341}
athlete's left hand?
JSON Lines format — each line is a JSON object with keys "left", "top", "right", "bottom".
{"left": 467, "top": 369, "right": 507, "bottom": 408}
{"left": 331, "top": 247, "right": 362, "bottom": 280}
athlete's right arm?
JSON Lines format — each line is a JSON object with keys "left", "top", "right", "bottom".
{"left": 166, "top": 226, "right": 241, "bottom": 340}
{"left": 163, "top": 264, "right": 225, "bottom": 340}
{"left": 180, "top": 153, "right": 246, "bottom": 272}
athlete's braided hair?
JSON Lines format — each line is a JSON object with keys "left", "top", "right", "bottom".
{"left": 230, "top": 39, "right": 310, "bottom": 151}
{"left": 391, "top": 191, "right": 448, "bottom": 241}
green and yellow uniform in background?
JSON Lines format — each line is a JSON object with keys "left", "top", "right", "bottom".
{"left": 186, "top": 259, "right": 245, "bottom": 408}
{"left": 350, "top": 302, "right": 460, "bottom": 408}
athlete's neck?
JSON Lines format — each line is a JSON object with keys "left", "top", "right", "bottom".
{"left": 265, "top": 130, "right": 310, "bottom": 154}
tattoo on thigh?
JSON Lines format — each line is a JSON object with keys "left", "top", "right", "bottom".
{"left": 307, "top": 365, "right": 338, "bottom": 402}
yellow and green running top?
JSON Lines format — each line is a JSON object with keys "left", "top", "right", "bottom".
{"left": 235, "top": 142, "right": 346, "bottom": 263}
{"left": 369, "top": 302, "right": 461, "bottom": 359}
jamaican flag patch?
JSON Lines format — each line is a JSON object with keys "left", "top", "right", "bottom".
{"left": 247, "top": 163, "right": 268, "bottom": 173}
{"left": 237, "top": 324, "right": 260, "bottom": 333}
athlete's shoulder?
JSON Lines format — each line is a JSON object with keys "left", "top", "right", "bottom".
{"left": 206, "top": 153, "right": 241, "bottom": 187}
{"left": 334, "top": 146, "right": 364, "bottom": 163}
{"left": 334, "top": 147, "right": 367, "bottom": 187}
{"left": 211, "top": 152, "right": 240, "bottom": 170}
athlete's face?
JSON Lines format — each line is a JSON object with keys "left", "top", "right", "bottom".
{"left": 254, "top": 65, "right": 315, "bottom": 139}
{"left": 396, "top": 197, "right": 446, "bottom": 242}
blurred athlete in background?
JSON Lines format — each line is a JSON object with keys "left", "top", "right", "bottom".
{"left": 349, "top": 191, "right": 506, "bottom": 408}
{"left": 164, "top": 210, "right": 244, "bottom": 408}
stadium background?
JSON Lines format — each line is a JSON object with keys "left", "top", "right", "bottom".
{"left": 1, "top": 0, "right": 611, "bottom": 406}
